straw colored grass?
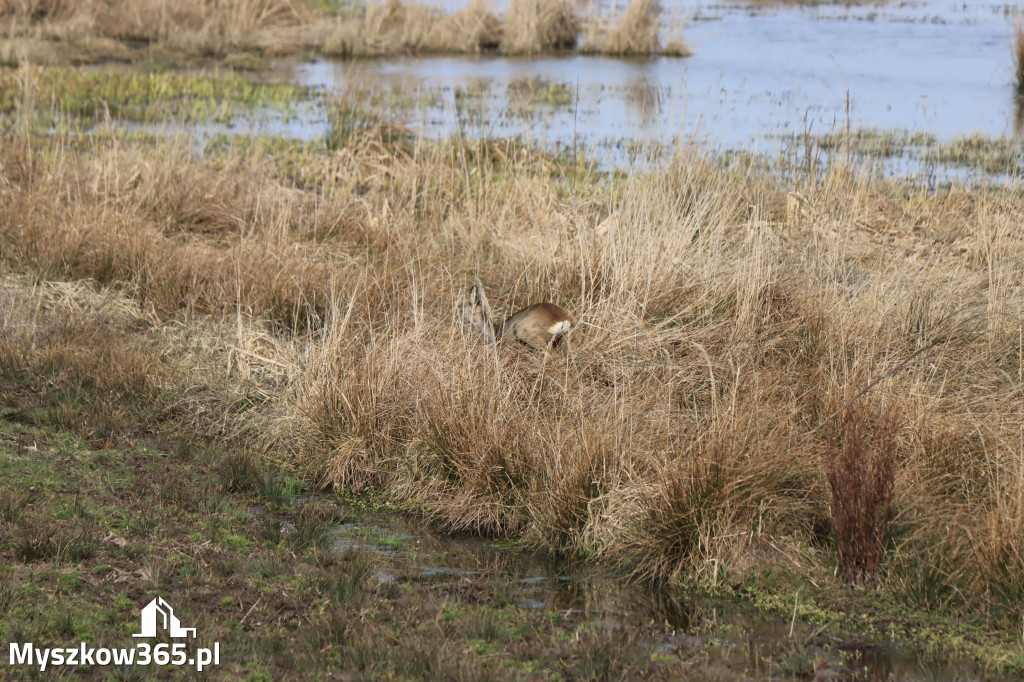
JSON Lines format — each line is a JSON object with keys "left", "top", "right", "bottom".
{"left": 501, "top": 0, "right": 579, "bottom": 54}
{"left": 0, "top": 0, "right": 686, "bottom": 61}
{"left": 1, "top": 0, "right": 317, "bottom": 59}
{"left": 584, "top": 0, "right": 659, "bottom": 56}
{"left": 581, "top": 0, "right": 689, "bottom": 57}
{"left": 1, "top": 108, "right": 1023, "bottom": 628}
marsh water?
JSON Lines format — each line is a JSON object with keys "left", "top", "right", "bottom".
{"left": 223, "top": 0, "right": 1024, "bottom": 179}
{"left": 318, "top": 506, "right": 984, "bottom": 681}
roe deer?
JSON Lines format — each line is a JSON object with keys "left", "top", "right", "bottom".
{"left": 462, "top": 280, "right": 572, "bottom": 350}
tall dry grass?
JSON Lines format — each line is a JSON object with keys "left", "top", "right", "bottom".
{"left": 501, "top": 0, "right": 579, "bottom": 54}
{"left": 1, "top": 111, "right": 1023, "bottom": 624}
{"left": 584, "top": 0, "right": 659, "bottom": 56}
{"left": 826, "top": 407, "right": 898, "bottom": 584}
{"left": 0, "top": 0, "right": 685, "bottom": 60}
{"left": 1, "top": 0, "right": 317, "bottom": 58}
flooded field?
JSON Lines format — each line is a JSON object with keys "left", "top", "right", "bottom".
{"left": 4, "top": 0, "right": 1024, "bottom": 678}
{"left": 209, "top": 0, "right": 1024, "bottom": 177}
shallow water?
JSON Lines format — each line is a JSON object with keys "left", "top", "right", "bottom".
{"left": 239, "top": 0, "right": 1022, "bottom": 178}
{"left": 319, "top": 507, "right": 987, "bottom": 681}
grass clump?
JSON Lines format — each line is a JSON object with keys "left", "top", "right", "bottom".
{"left": 0, "top": 0, "right": 685, "bottom": 61}
{"left": 584, "top": 0, "right": 660, "bottom": 56}
{"left": 581, "top": 0, "right": 690, "bottom": 56}
{"left": 501, "top": 0, "right": 579, "bottom": 54}
{"left": 814, "top": 127, "right": 937, "bottom": 158}
{"left": 811, "top": 126, "right": 1023, "bottom": 175}
{"left": 324, "top": 99, "right": 413, "bottom": 154}
{"left": 933, "top": 132, "right": 1023, "bottom": 174}
{"left": 825, "top": 408, "right": 897, "bottom": 585}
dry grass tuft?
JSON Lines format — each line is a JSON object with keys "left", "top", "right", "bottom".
{"left": 322, "top": 0, "right": 577, "bottom": 58}
{"left": 501, "top": 0, "right": 579, "bottom": 54}
{"left": 587, "top": 0, "right": 660, "bottom": 56}
{"left": 0, "top": 0, "right": 76, "bottom": 21}
{"left": 454, "top": 0, "right": 502, "bottom": 52}
{"left": 1, "top": 0, "right": 315, "bottom": 58}
{"left": 826, "top": 407, "right": 898, "bottom": 585}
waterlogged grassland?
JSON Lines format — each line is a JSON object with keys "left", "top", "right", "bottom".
{"left": 0, "top": 403, "right": 714, "bottom": 680}
{"left": 812, "top": 126, "right": 1024, "bottom": 175}
{"left": 731, "top": 568, "right": 1024, "bottom": 675}
{"left": 1, "top": 52, "right": 1023, "bottom": 679}
{"left": 0, "top": 63, "right": 310, "bottom": 126}
{"left": 0, "top": 277, "right": 768, "bottom": 681}
{"left": 1, "top": 277, "right": 1016, "bottom": 680}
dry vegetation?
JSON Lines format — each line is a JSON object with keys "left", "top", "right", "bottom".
{"left": 582, "top": 0, "right": 691, "bottom": 58}
{"left": 501, "top": 0, "right": 579, "bottom": 54}
{"left": 0, "top": 0, "right": 682, "bottom": 62}
{"left": 2, "top": 84, "right": 1023, "bottom": 641}
{"left": 583, "top": 0, "right": 657, "bottom": 56}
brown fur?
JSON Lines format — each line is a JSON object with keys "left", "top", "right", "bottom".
{"left": 463, "top": 281, "right": 572, "bottom": 349}
{"left": 496, "top": 302, "right": 572, "bottom": 349}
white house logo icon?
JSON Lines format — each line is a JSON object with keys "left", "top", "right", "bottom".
{"left": 133, "top": 597, "right": 196, "bottom": 638}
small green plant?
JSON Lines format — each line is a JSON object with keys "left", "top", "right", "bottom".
{"left": 219, "top": 453, "right": 293, "bottom": 507}
{"left": 315, "top": 549, "right": 375, "bottom": 605}
{"left": 0, "top": 487, "right": 32, "bottom": 523}
{"left": 284, "top": 503, "right": 338, "bottom": 553}
{"left": 773, "top": 642, "right": 818, "bottom": 678}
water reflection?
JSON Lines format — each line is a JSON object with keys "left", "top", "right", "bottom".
{"left": 275, "top": 2, "right": 1018, "bottom": 178}
{"left": 124, "top": 1, "right": 1024, "bottom": 181}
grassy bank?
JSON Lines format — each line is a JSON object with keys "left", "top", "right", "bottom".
{"left": 1, "top": 64, "right": 1023, "bottom": 674}
{"left": 0, "top": 0, "right": 689, "bottom": 64}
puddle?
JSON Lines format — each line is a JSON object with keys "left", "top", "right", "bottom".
{"left": 314, "top": 505, "right": 987, "bottom": 681}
